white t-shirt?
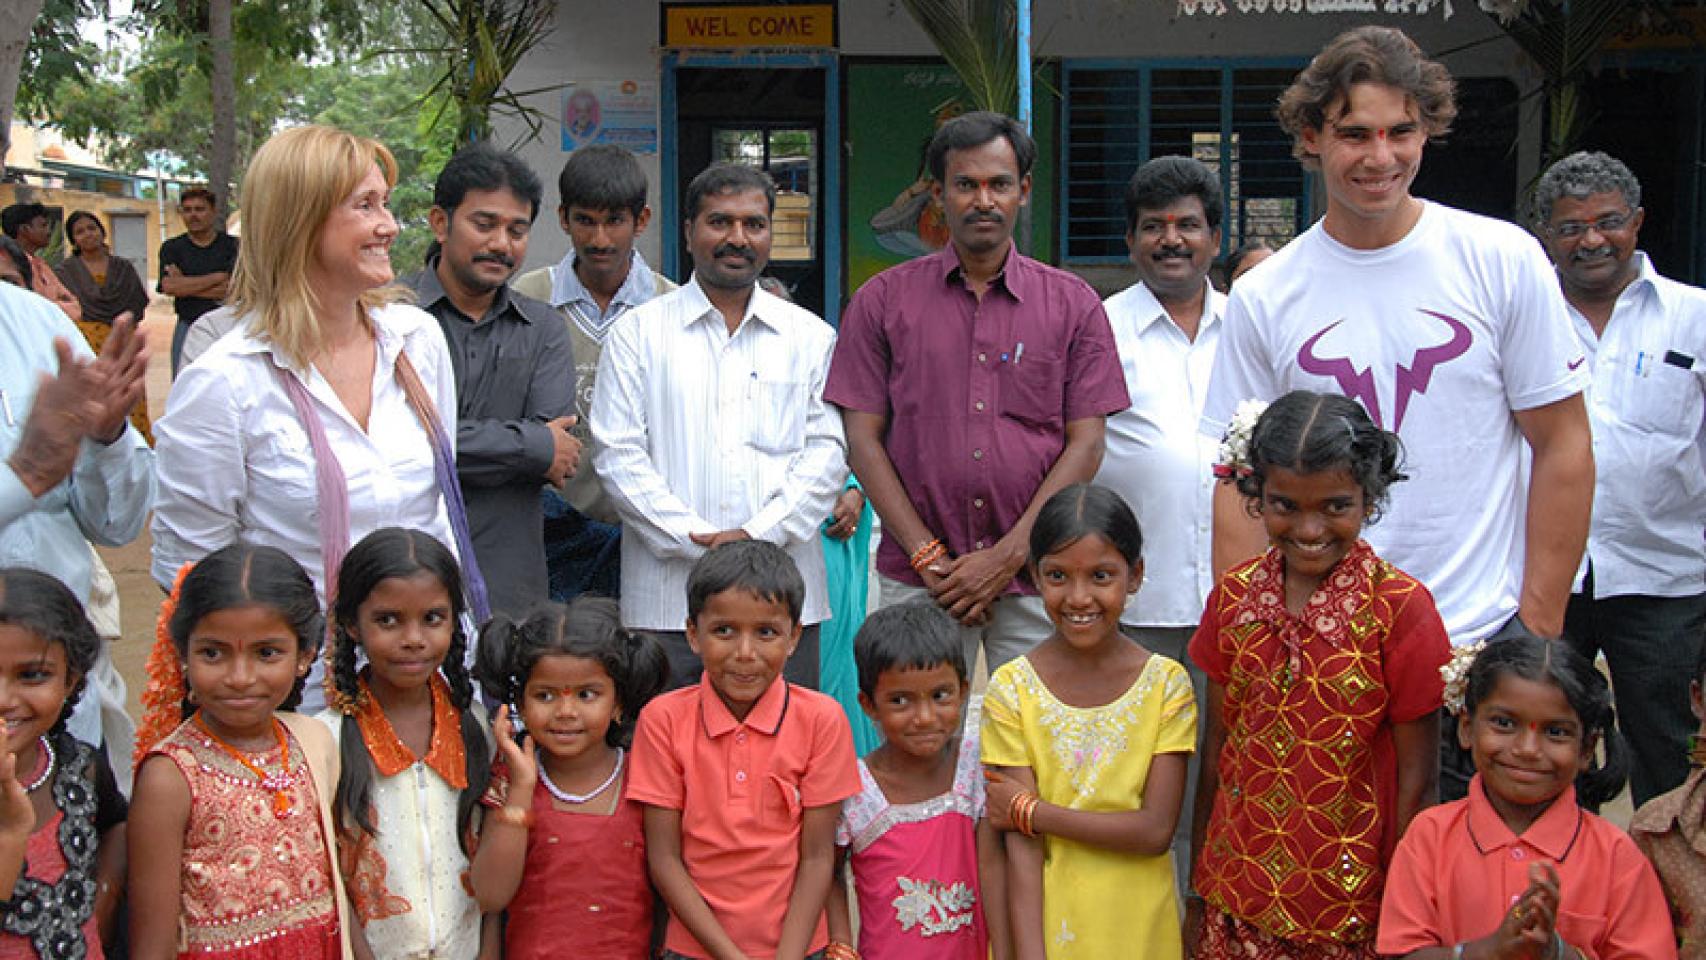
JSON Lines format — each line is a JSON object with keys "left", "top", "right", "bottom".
{"left": 1096, "top": 278, "right": 1224, "bottom": 627}
{"left": 1201, "top": 202, "right": 1587, "bottom": 645}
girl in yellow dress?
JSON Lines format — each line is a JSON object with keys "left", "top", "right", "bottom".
{"left": 982, "top": 483, "right": 1197, "bottom": 958}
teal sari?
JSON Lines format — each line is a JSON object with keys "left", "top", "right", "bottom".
{"left": 819, "top": 476, "right": 882, "bottom": 756}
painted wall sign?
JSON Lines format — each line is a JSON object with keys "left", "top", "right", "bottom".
{"left": 662, "top": 3, "right": 838, "bottom": 49}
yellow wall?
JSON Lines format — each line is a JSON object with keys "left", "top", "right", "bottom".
{"left": 0, "top": 183, "right": 185, "bottom": 283}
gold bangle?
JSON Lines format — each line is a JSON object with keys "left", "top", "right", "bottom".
{"left": 489, "top": 804, "right": 534, "bottom": 830}
{"left": 825, "top": 942, "right": 860, "bottom": 960}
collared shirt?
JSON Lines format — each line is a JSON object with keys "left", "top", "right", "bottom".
{"left": 590, "top": 277, "right": 847, "bottom": 630}
{"left": 0, "top": 283, "right": 154, "bottom": 602}
{"left": 1632, "top": 766, "right": 1706, "bottom": 959}
{"left": 628, "top": 674, "right": 860, "bottom": 959}
{"left": 151, "top": 301, "right": 458, "bottom": 599}
{"left": 1379, "top": 777, "right": 1677, "bottom": 959}
{"left": 406, "top": 263, "right": 576, "bottom": 616}
{"left": 1096, "top": 278, "right": 1224, "bottom": 626}
{"left": 1567, "top": 251, "right": 1706, "bottom": 599}
{"left": 513, "top": 251, "right": 676, "bottom": 522}
{"left": 825, "top": 243, "right": 1129, "bottom": 593}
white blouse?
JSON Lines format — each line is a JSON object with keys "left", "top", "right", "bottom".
{"left": 152, "top": 303, "right": 458, "bottom": 707}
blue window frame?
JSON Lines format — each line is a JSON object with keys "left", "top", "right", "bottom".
{"left": 1062, "top": 59, "right": 1310, "bottom": 264}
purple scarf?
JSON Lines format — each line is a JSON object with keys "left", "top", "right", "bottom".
{"left": 273, "top": 351, "right": 491, "bottom": 622}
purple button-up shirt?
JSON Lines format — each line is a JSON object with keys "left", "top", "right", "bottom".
{"left": 826, "top": 243, "right": 1130, "bottom": 594}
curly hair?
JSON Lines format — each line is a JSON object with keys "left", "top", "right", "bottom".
{"left": 1276, "top": 26, "right": 1457, "bottom": 168}
{"left": 1532, "top": 151, "right": 1641, "bottom": 227}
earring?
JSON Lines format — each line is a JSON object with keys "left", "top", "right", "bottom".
{"left": 186, "top": 688, "right": 200, "bottom": 705}
{"left": 1689, "top": 733, "right": 1706, "bottom": 769}
{"left": 508, "top": 699, "right": 527, "bottom": 736}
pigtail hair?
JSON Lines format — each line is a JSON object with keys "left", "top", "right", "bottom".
{"left": 442, "top": 620, "right": 491, "bottom": 856}
{"left": 330, "top": 617, "right": 377, "bottom": 839}
{"left": 1577, "top": 694, "right": 1631, "bottom": 809}
{"left": 612, "top": 628, "right": 669, "bottom": 748}
{"left": 474, "top": 615, "right": 524, "bottom": 709}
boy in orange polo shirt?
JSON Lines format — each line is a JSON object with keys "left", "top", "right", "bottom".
{"left": 629, "top": 540, "right": 860, "bottom": 960}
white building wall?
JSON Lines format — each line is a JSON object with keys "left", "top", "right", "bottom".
{"left": 503, "top": 0, "right": 1535, "bottom": 275}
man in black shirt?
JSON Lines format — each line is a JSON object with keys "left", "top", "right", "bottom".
{"left": 405, "top": 145, "right": 579, "bottom": 616}
{"left": 158, "top": 186, "right": 238, "bottom": 376}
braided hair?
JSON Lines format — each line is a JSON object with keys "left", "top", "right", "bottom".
{"left": 328, "top": 528, "right": 489, "bottom": 854}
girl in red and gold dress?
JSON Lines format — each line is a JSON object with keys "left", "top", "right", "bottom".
{"left": 129, "top": 545, "right": 351, "bottom": 960}
{"left": 1189, "top": 391, "right": 1452, "bottom": 959}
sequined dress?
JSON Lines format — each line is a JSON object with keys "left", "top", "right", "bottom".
{"left": 836, "top": 697, "right": 987, "bottom": 959}
{"left": 148, "top": 719, "right": 341, "bottom": 959}
{"left": 982, "top": 654, "right": 1197, "bottom": 958}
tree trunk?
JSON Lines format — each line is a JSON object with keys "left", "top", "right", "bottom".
{"left": 0, "top": 0, "right": 49, "bottom": 180}
{"left": 208, "top": 0, "right": 235, "bottom": 218}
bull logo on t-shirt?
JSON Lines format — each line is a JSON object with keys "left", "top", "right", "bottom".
{"left": 1297, "top": 310, "right": 1473, "bottom": 431}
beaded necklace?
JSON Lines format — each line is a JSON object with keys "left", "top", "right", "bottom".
{"left": 537, "top": 748, "right": 623, "bottom": 806}
{"left": 194, "top": 713, "right": 296, "bottom": 819}
{"left": 20, "top": 736, "right": 54, "bottom": 793}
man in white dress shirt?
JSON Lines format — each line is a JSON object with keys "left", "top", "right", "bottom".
{"left": 1095, "top": 155, "right": 1224, "bottom": 890}
{"left": 1536, "top": 150, "right": 1706, "bottom": 806}
{"left": 591, "top": 163, "right": 846, "bottom": 688}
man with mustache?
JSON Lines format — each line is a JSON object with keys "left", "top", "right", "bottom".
{"left": 1094, "top": 155, "right": 1224, "bottom": 891}
{"left": 1200, "top": 27, "right": 1592, "bottom": 813}
{"left": 406, "top": 143, "right": 578, "bottom": 616}
{"left": 1535, "top": 151, "right": 1706, "bottom": 806}
{"left": 514, "top": 144, "right": 676, "bottom": 603}
{"left": 591, "top": 163, "right": 846, "bottom": 688}
{"left": 825, "top": 111, "right": 1128, "bottom": 674}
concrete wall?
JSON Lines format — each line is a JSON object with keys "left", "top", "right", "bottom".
{"left": 501, "top": 0, "right": 1538, "bottom": 276}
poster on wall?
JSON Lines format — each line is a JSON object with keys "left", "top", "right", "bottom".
{"left": 561, "top": 80, "right": 659, "bottom": 154}
{"left": 844, "top": 63, "right": 1056, "bottom": 295}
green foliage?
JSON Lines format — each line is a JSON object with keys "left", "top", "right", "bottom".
{"left": 899, "top": 0, "right": 1018, "bottom": 117}
{"left": 16, "top": 0, "right": 102, "bottom": 123}
{"left": 414, "top": 0, "right": 559, "bottom": 146}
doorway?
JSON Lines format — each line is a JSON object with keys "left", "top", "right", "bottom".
{"left": 667, "top": 60, "right": 841, "bottom": 321}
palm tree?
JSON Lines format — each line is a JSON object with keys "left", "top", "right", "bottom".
{"left": 415, "top": 0, "right": 558, "bottom": 145}
{"left": 898, "top": 0, "right": 1018, "bottom": 117}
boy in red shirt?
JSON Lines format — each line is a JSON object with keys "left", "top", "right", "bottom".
{"left": 629, "top": 539, "right": 861, "bottom": 959}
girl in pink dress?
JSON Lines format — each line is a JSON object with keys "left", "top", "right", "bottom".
{"left": 827, "top": 601, "right": 1002, "bottom": 960}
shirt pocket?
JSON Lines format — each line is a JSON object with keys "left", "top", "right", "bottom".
{"left": 1621, "top": 353, "right": 1699, "bottom": 436}
{"left": 763, "top": 771, "right": 804, "bottom": 829}
{"left": 249, "top": 423, "right": 320, "bottom": 505}
{"left": 999, "top": 354, "right": 1065, "bottom": 430}
{"left": 1555, "top": 909, "right": 1605, "bottom": 957}
{"left": 749, "top": 378, "right": 808, "bottom": 454}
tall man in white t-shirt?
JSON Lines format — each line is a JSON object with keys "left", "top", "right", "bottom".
{"left": 1535, "top": 150, "right": 1706, "bottom": 806}
{"left": 1096, "top": 154, "right": 1225, "bottom": 890}
{"left": 1201, "top": 26, "right": 1594, "bottom": 801}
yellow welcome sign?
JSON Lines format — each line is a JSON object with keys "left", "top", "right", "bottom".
{"left": 662, "top": 3, "right": 838, "bottom": 49}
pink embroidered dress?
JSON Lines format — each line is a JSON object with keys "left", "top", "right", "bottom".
{"left": 148, "top": 719, "right": 341, "bottom": 959}
{"left": 835, "top": 697, "right": 987, "bottom": 959}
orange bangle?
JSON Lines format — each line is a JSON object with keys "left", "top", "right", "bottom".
{"left": 489, "top": 804, "right": 534, "bottom": 830}
{"left": 825, "top": 943, "right": 860, "bottom": 960}
{"left": 910, "top": 538, "right": 946, "bottom": 573}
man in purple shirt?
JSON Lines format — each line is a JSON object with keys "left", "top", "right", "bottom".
{"left": 826, "top": 111, "right": 1130, "bottom": 672}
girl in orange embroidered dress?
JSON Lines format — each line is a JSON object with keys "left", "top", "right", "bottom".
{"left": 316, "top": 529, "right": 492, "bottom": 960}
{"left": 128, "top": 545, "right": 348, "bottom": 960}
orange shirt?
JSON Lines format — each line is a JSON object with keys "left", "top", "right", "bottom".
{"left": 1377, "top": 776, "right": 1677, "bottom": 959}
{"left": 628, "top": 674, "right": 860, "bottom": 959}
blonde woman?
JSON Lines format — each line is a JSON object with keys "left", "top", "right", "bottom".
{"left": 151, "top": 125, "right": 468, "bottom": 712}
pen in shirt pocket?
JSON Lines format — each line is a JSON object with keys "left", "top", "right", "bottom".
{"left": 1014, "top": 342, "right": 1025, "bottom": 365}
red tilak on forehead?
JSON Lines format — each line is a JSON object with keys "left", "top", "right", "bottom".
{"left": 1165, "top": 214, "right": 1178, "bottom": 224}
{"left": 1376, "top": 127, "right": 1389, "bottom": 140}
